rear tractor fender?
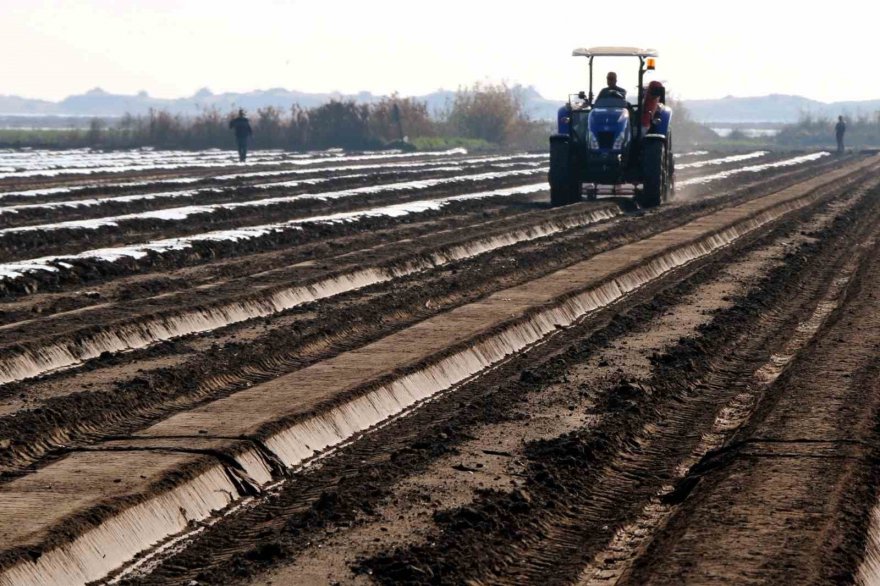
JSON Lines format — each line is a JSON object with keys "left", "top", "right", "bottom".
{"left": 646, "top": 108, "right": 672, "bottom": 139}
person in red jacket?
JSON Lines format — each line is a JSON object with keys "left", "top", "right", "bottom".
{"left": 641, "top": 81, "right": 665, "bottom": 134}
{"left": 229, "top": 109, "right": 253, "bottom": 162}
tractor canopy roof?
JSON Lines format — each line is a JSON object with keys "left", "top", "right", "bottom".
{"left": 572, "top": 47, "right": 658, "bottom": 58}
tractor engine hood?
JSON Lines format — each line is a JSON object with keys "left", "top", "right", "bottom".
{"left": 588, "top": 108, "right": 630, "bottom": 151}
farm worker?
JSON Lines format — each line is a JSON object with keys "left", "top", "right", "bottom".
{"left": 835, "top": 116, "right": 846, "bottom": 154}
{"left": 641, "top": 81, "right": 665, "bottom": 133}
{"left": 597, "top": 72, "right": 627, "bottom": 100}
{"left": 229, "top": 109, "right": 253, "bottom": 162}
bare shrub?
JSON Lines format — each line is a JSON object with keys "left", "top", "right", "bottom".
{"left": 368, "top": 94, "right": 435, "bottom": 143}
{"left": 255, "top": 106, "right": 284, "bottom": 147}
{"left": 286, "top": 104, "right": 310, "bottom": 150}
{"left": 308, "top": 100, "right": 376, "bottom": 150}
{"left": 189, "top": 108, "right": 228, "bottom": 148}
{"left": 147, "top": 109, "right": 184, "bottom": 147}
{"left": 447, "top": 82, "right": 525, "bottom": 145}
{"left": 86, "top": 117, "right": 104, "bottom": 146}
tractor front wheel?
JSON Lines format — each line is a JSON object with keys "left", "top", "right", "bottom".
{"left": 549, "top": 137, "right": 581, "bottom": 206}
{"left": 638, "top": 138, "right": 668, "bottom": 208}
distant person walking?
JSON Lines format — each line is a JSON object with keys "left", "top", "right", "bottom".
{"left": 229, "top": 109, "right": 253, "bottom": 162}
{"left": 835, "top": 115, "right": 846, "bottom": 154}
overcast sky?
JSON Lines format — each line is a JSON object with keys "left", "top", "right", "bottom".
{"left": 2, "top": 0, "right": 875, "bottom": 103}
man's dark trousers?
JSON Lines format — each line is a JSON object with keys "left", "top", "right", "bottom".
{"left": 236, "top": 138, "right": 248, "bottom": 162}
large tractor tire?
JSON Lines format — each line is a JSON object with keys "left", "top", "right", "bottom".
{"left": 666, "top": 132, "right": 675, "bottom": 202}
{"left": 549, "top": 136, "right": 581, "bottom": 206}
{"left": 638, "top": 138, "right": 669, "bottom": 208}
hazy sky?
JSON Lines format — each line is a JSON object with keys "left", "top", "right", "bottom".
{"left": 2, "top": 0, "right": 876, "bottom": 103}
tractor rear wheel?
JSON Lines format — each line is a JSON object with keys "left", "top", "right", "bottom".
{"left": 639, "top": 139, "right": 668, "bottom": 208}
{"left": 666, "top": 131, "right": 675, "bottom": 202}
{"left": 550, "top": 137, "right": 581, "bottom": 206}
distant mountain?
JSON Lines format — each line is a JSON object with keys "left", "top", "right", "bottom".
{"left": 0, "top": 95, "right": 58, "bottom": 115}
{"left": 3, "top": 88, "right": 877, "bottom": 125}
{"left": 0, "top": 86, "right": 561, "bottom": 121}
{"left": 684, "top": 94, "right": 880, "bottom": 124}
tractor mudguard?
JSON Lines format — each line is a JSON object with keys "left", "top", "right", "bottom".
{"left": 646, "top": 108, "right": 672, "bottom": 138}
{"left": 557, "top": 105, "right": 572, "bottom": 135}
{"left": 549, "top": 134, "right": 581, "bottom": 206}
{"left": 550, "top": 133, "right": 570, "bottom": 147}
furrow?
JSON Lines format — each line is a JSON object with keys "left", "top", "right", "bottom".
{"left": 0, "top": 205, "right": 620, "bottom": 385}
{"left": 0, "top": 155, "right": 872, "bottom": 586}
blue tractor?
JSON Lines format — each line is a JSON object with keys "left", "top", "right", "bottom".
{"left": 549, "top": 47, "right": 674, "bottom": 208}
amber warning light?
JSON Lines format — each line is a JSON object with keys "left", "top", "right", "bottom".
{"left": 646, "top": 58, "right": 656, "bottom": 70}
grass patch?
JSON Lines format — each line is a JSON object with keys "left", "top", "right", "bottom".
{"left": 411, "top": 136, "right": 498, "bottom": 152}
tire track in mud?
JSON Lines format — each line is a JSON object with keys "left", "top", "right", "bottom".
{"left": 348, "top": 171, "right": 877, "bottom": 583}
{"left": 0, "top": 154, "right": 831, "bottom": 333}
{"left": 4, "top": 153, "right": 852, "bottom": 420}
{"left": 0, "top": 153, "right": 856, "bottom": 382}
{"left": 621, "top": 215, "right": 880, "bottom": 585}
{"left": 352, "top": 170, "right": 880, "bottom": 586}
{"left": 576, "top": 196, "right": 870, "bottom": 585}
{"left": 0, "top": 200, "right": 630, "bottom": 476}
{"left": 128, "top": 157, "right": 880, "bottom": 586}
{"left": 0, "top": 148, "right": 868, "bottom": 580}
{"left": 0, "top": 156, "right": 872, "bottom": 586}
{"left": 0, "top": 155, "right": 867, "bottom": 481}
{"left": 0, "top": 203, "right": 620, "bottom": 386}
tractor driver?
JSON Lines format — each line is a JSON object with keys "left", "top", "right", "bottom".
{"left": 597, "top": 72, "right": 627, "bottom": 101}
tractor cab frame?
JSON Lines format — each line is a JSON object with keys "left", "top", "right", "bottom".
{"left": 549, "top": 46, "right": 674, "bottom": 208}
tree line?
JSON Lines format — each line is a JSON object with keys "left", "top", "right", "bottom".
{"left": 0, "top": 84, "right": 728, "bottom": 152}
{"left": 775, "top": 112, "right": 880, "bottom": 148}
{"left": 26, "top": 83, "right": 549, "bottom": 152}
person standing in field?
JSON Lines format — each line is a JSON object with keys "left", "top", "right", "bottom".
{"left": 229, "top": 109, "right": 253, "bottom": 162}
{"left": 835, "top": 115, "right": 846, "bottom": 154}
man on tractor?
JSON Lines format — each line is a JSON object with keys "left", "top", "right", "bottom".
{"left": 597, "top": 72, "right": 627, "bottom": 101}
